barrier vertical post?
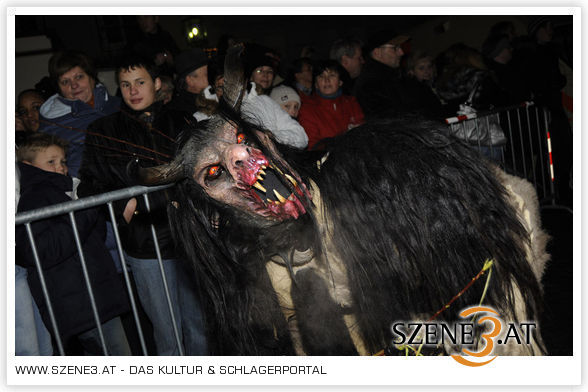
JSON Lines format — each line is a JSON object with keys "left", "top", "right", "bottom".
{"left": 142, "top": 193, "right": 184, "bottom": 356}
{"left": 69, "top": 212, "right": 109, "bottom": 355}
{"left": 24, "top": 223, "right": 65, "bottom": 355}
{"left": 107, "top": 202, "right": 149, "bottom": 355}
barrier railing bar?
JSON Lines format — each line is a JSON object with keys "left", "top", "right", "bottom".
{"left": 543, "top": 108, "right": 557, "bottom": 206}
{"left": 505, "top": 109, "right": 517, "bottom": 175}
{"left": 142, "top": 193, "right": 184, "bottom": 356}
{"left": 474, "top": 117, "right": 482, "bottom": 149}
{"left": 534, "top": 107, "right": 548, "bottom": 201}
{"left": 16, "top": 184, "right": 173, "bottom": 226}
{"left": 68, "top": 211, "right": 108, "bottom": 355}
{"left": 484, "top": 115, "right": 494, "bottom": 162}
{"left": 444, "top": 102, "right": 534, "bottom": 125}
{"left": 24, "top": 223, "right": 65, "bottom": 356}
{"left": 107, "top": 202, "right": 148, "bottom": 355}
{"left": 525, "top": 105, "right": 538, "bottom": 189}
{"left": 515, "top": 108, "right": 528, "bottom": 180}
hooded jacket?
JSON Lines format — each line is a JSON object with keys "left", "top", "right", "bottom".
{"left": 193, "top": 82, "right": 309, "bottom": 149}
{"left": 78, "top": 101, "right": 179, "bottom": 259}
{"left": 38, "top": 84, "right": 121, "bottom": 177}
{"left": 241, "top": 82, "right": 308, "bottom": 149}
{"left": 15, "top": 162, "right": 129, "bottom": 340}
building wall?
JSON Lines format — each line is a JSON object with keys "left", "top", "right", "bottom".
{"left": 405, "top": 15, "right": 527, "bottom": 56}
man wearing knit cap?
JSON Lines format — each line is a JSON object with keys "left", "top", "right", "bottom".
{"left": 269, "top": 85, "right": 301, "bottom": 118}
{"left": 355, "top": 29, "right": 411, "bottom": 118}
{"left": 167, "top": 48, "right": 211, "bottom": 120}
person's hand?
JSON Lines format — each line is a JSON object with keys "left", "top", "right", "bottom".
{"left": 123, "top": 198, "right": 137, "bottom": 224}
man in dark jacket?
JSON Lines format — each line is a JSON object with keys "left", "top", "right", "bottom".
{"left": 355, "top": 29, "right": 411, "bottom": 119}
{"left": 128, "top": 15, "right": 180, "bottom": 77}
{"left": 78, "top": 57, "right": 207, "bottom": 356}
{"left": 166, "top": 48, "right": 212, "bottom": 123}
{"left": 16, "top": 133, "right": 131, "bottom": 355}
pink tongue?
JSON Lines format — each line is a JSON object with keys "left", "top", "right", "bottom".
{"left": 283, "top": 201, "right": 299, "bottom": 219}
{"left": 267, "top": 198, "right": 302, "bottom": 220}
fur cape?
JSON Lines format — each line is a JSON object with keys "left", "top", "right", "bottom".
{"left": 165, "top": 115, "right": 548, "bottom": 356}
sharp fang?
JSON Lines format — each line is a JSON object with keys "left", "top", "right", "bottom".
{"left": 261, "top": 165, "right": 267, "bottom": 169}
{"left": 285, "top": 173, "right": 297, "bottom": 186}
{"left": 259, "top": 169, "right": 266, "bottom": 176}
{"left": 273, "top": 189, "right": 287, "bottom": 203}
{"left": 257, "top": 175, "right": 264, "bottom": 181}
{"left": 253, "top": 181, "right": 266, "bottom": 193}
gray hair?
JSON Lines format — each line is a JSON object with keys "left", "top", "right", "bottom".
{"left": 329, "top": 38, "right": 363, "bottom": 63}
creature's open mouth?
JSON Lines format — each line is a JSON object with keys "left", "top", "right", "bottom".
{"left": 248, "top": 164, "right": 306, "bottom": 220}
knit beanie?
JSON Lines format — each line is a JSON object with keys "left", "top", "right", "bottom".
{"left": 269, "top": 85, "right": 301, "bottom": 106}
{"left": 175, "top": 48, "right": 209, "bottom": 80}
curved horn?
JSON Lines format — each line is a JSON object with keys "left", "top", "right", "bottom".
{"left": 222, "top": 43, "right": 247, "bottom": 110}
{"left": 127, "top": 158, "right": 185, "bottom": 186}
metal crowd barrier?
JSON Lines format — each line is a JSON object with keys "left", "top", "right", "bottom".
{"left": 15, "top": 184, "right": 179, "bottom": 356}
{"left": 445, "top": 102, "right": 560, "bottom": 207}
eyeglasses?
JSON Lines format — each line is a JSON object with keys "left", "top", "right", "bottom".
{"left": 380, "top": 44, "right": 401, "bottom": 51}
{"left": 254, "top": 69, "right": 274, "bottom": 76}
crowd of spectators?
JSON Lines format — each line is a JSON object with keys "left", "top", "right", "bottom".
{"left": 14, "top": 15, "right": 572, "bottom": 356}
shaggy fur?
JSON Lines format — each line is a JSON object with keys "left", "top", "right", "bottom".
{"left": 163, "top": 111, "right": 546, "bottom": 355}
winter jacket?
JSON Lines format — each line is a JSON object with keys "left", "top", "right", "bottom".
{"left": 167, "top": 88, "right": 200, "bottom": 117}
{"left": 241, "top": 83, "right": 308, "bottom": 149}
{"left": 356, "top": 58, "right": 446, "bottom": 119}
{"left": 435, "top": 66, "right": 508, "bottom": 112}
{"left": 15, "top": 162, "right": 129, "bottom": 340}
{"left": 297, "top": 93, "right": 364, "bottom": 150}
{"left": 486, "top": 60, "right": 532, "bottom": 106}
{"left": 38, "top": 84, "right": 121, "bottom": 177}
{"left": 354, "top": 58, "right": 407, "bottom": 119}
{"left": 78, "top": 101, "right": 179, "bottom": 259}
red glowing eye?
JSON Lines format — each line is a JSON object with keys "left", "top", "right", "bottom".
{"left": 207, "top": 165, "right": 222, "bottom": 179}
{"left": 237, "top": 133, "right": 246, "bottom": 144}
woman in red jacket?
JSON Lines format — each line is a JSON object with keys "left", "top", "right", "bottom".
{"left": 298, "top": 60, "right": 364, "bottom": 150}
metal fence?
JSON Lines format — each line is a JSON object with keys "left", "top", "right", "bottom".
{"left": 445, "top": 102, "right": 560, "bottom": 207}
{"left": 15, "top": 184, "right": 178, "bottom": 356}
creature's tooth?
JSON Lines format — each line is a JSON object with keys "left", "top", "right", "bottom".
{"left": 259, "top": 169, "right": 266, "bottom": 176}
{"left": 285, "top": 173, "right": 298, "bottom": 186}
{"left": 273, "top": 189, "right": 287, "bottom": 203}
{"left": 253, "top": 181, "right": 266, "bottom": 193}
{"left": 261, "top": 165, "right": 267, "bottom": 169}
{"left": 257, "top": 175, "right": 264, "bottom": 181}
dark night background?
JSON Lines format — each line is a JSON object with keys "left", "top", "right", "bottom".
{"left": 15, "top": 14, "right": 573, "bottom": 65}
